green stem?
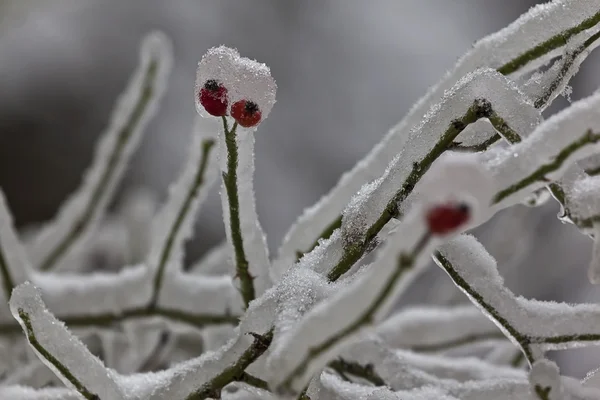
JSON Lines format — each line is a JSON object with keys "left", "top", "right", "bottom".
{"left": 534, "top": 29, "right": 600, "bottom": 109}
{"left": 221, "top": 116, "right": 255, "bottom": 309}
{"left": 186, "top": 330, "right": 273, "bottom": 400}
{"left": 237, "top": 372, "right": 270, "bottom": 391}
{"left": 488, "top": 111, "right": 522, "bottom": 144}
{"left": 1, "top": 306, "right": 238, "bottom": 336}
{"left": 281, "top": 233, "right": 430, "bottom": 392}
{"left": 328, "top": 358, "right": 386, "bottom": 387}
{"left": 493, "top": 130, "right": 600, "bottom": 204}
{"left": 434, "top": 253, "right": 535, "bottom": 364}
{"left": 18, "top": 309, "right": 100, "bottom": 400}
{"left": 497, "top": 10, "right": 600, "bottom": 75}
{"left": 150, "top": 138, "right": 216, "bottom": 306}
{"left": 39, "top": 58, "right": 160, "bottom": 272}
{"left": 450, "top": 133, "right": 501, "bottom": 152}
{"left": 326, "top": 99, "right": 490, "bottom": 282}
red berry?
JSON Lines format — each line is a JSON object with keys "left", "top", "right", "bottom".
{"left": 199, "top": 80, "right": 228, "bottom": 116}
{"left": 426, "top": 203, "right": 470, "bottom": 235}
{"left": 231, "top": 100, "right": 262, "bottom": 127}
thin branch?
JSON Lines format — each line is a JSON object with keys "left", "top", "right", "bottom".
{"left": 409, "top": 331, "right": 507, "bottom": 353}
{"left": 328, "top": 359, "right": 386, "bottom": 387}
{"left": 534, "top": 28, "right": 600, "bottom": 109}
{"left": 280, "top": 232, "right": 431, "bottom": 392}
{"left": 326, "top": 99, "right": 492, "bottom": 282}
{"left": 18, "top": 309, "right": 100, "bottom": 400}
{"left": 39, "top": 57, "right": 160, "bottom": 272}
{"left": 150, "top": 138, "right": 216, "bottom": 306}
{"left": 497, "top": 10, "right": 600, "bottom": 75}
{"left": 236, "top": 372, "right": 269, "bottom": 391}
{"left": 0, "top": 305, "right": 238, "bottom": 336}
{"left": 221, "top": 116, "right": 255, "bottom": 309}
{"left": 493, "top": 129, "right": 600, "bottom": 204}
{"left": 585, "top": 165, "right": 600, "bottom": 176}
{"left": 449, "top": 133, "right": 501, "bottom": 152}
{"left": 185, "top": 330, "right": 273, "bottom": 400}
{"left": 434, "top": 252, "right": 535, "bottom": 364}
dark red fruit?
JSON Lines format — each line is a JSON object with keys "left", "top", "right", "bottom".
{"left": 231, "top": 100, "right": 262, "bottom": 127}
{"left": 199, "top": 80, "right": 228, "bottom": 116}
{"left": 426, "top": 203, "right": 470, "bottom": 235}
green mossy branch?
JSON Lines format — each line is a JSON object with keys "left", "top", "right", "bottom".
{"left": 40, "top": 58, "right": 160, "bottom": 272}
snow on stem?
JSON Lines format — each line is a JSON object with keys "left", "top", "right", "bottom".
{"left": 374, "top": 305, "right": 503, "bottom": 353}
{"left": 9, "top": 283, "right": 125, "bottom": 399}
{"left": 267, "top": 212, "right": 437, "bottom": 395}
{"left": 492, "top": 130, "right": 600, "bottom": 205}
{"left": 0, "top": 262, "right": 239, "bottom": 337}
{"left": 219, "top": 115, "right": 271, "bottom": 309}
{"left": 436, "top": 235, "right": 600, "bottom": 365}
{"left": 221, "top": 118, "right": 255, "bottom": 308}
{"left": 320, "top": 69, "right": 538, "bottom": 281}
{"left": 31, "top": 32, "right": 173, "bottom": 272}
{"left": 147, "top": 116, "right": 219, "bottom": 306}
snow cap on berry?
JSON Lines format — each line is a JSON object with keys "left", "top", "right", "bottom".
{"left": 195, "top": 46, "right": 277, "bottom": 125}
{"left": 415, "top": 152, "right": 494, "bottom": 228}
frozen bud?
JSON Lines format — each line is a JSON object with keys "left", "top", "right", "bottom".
{"left": 195, "top": 46, "right": 276, "bottom": 126}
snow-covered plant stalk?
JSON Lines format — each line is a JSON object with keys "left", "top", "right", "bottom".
{"left": 5, "top": 1, "right": 600, "bottom": 399}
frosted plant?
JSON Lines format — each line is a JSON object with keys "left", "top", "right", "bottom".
{"left": 5, "top": 1, "right": 600, "bottom": 399}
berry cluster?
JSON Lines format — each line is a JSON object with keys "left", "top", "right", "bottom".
{"left": 199, "top": 79, "right": 262, "bottom": 128}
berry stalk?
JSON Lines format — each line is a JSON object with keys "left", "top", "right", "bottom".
{"left": 221, "top": 116, "right": 256, "bottom": 309}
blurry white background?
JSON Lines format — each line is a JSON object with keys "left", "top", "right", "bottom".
{"left": 1, "top": 0, "right": 600, "bottom": 377}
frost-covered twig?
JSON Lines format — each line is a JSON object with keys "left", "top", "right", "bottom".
{"left": 436, "top": 235, "right": 600, "bottom": 364}
{"left": 374, "top": 305, "right": 504, "bottom": 353}
{"left": 30, "top": 32, "right": 172, "bottom": 273}
{"left": 148, "top": 117, "right": 218, "bottom": 306}
{"left": 221, "top": 117, "right": 256, "bottom": 308}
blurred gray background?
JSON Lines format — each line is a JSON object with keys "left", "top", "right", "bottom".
{"left": 1, "top": 0, "right": 600, "bottom": 377}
